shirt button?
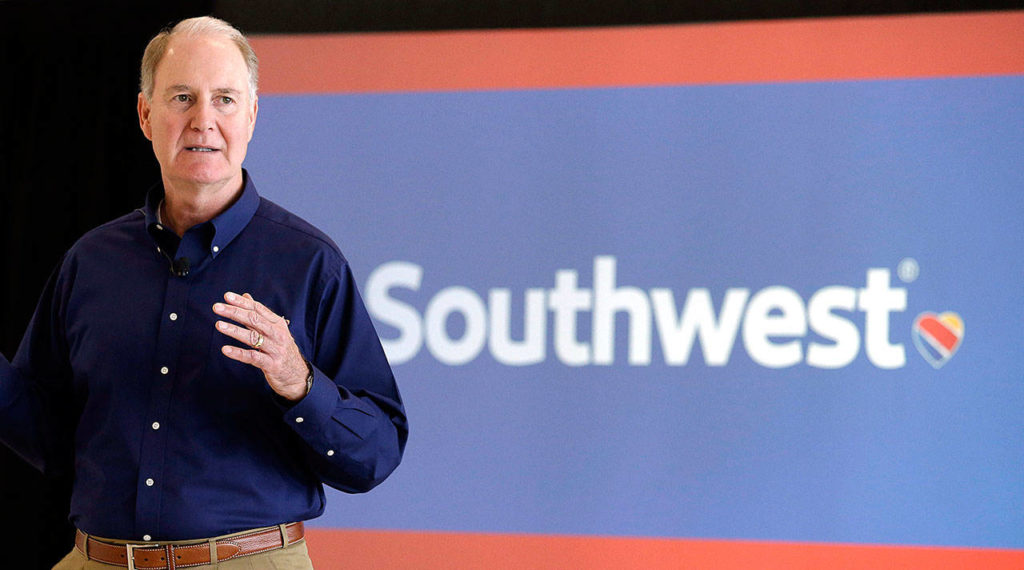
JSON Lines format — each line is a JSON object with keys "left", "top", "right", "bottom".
{"left": 146, "top": 478, "right": 154, "bottom": 487}
{"left": 295, "top": 417, "right": 304, "bottom": 423}
{"left": 155, "top": 224, "right": 163, "bottom": 231}
{"left": 143, "top": 534, "right": 152, "bottom": 542}
{"left": 152, "top": 422, "right": 160, "bottom": 430}
{"left": 169, "top": 313, "right": 178, "bottom": 321}
{"left": 212, "top": 245, "right": 220, "bottom": 253}
{"left": 326, "top": 450, "right": 335, "bottom": 457}
{"left": 160, "top": 367, "right": 169, "bottom": 375}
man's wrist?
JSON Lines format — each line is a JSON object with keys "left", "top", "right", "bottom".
{"left": 303, "top": 360, "right": 314, "bottom": 396}
{"left": 280, "top": 361, "right": 314, "bottom": 403}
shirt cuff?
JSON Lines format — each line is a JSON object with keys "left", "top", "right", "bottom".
{"left": 282, "top": 366, "right": 338, "bottom": 430}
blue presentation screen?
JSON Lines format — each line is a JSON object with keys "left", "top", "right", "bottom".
{"left": 245, "top": 74, "right": 1023, "bottom": 549}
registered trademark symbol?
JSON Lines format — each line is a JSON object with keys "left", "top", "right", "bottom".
{"left": 898, "top": 258, "right": 919, "bottom": 283}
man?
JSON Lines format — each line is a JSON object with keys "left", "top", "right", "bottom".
{"left": 0, "top": 16, "right": 407, "bottom": 569}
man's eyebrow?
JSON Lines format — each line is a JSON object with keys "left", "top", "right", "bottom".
{"left": 162, "top": 85, "right": 243, "bottom": 96}
{"left": 211, "top": 88, "right": 244, "bottom": 99}
{"left": 165, "top": 84, "right": 194, "bottom": 94}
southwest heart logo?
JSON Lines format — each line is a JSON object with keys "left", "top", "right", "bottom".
{"left": 912, "top": 312, "right": 964, "bottom": 368}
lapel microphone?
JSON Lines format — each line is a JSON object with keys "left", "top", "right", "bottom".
{"left": 172, "top": 257, "right": 191, "bottom": 277}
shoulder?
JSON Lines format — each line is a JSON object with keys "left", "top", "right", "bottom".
{"left": 38, "top": 210, "right": 147, "bottom": 297}
{"left": 64, "top": 210, "right": 145, "bottom": 262}
{"left": 251, "top": 197, "right": 349, "bottom": 270}
{"left": 77, "top": 210, "right": 143, "bottom": 241}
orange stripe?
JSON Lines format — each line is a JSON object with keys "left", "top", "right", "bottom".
{"left": 250, "top": 11, "right": 1024, "bottom": 95}
{"left": 305, "top": 528, "right": 1024, "bottom": 569}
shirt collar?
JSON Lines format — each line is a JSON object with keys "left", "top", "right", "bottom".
{"left": 142, "top": 170, "right": 261, "bottom": 259}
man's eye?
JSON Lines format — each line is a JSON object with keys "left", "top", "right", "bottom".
{"left": 219, "top": 96, "right": 234, "bottom": 105}
{"left": 174, "top": 94, "right": 190, "bottom": 103}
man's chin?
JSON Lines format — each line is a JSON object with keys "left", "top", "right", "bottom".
{"left": 164, "top": 167, "right": 242, "bottom": 191}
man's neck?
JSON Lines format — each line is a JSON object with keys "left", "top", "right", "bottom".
{"left": 161, "top": 174, "right": 244, "bottom": 237}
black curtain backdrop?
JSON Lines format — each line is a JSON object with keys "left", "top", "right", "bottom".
{"left": 1, "top": 4, "right": 212, "bottom": 567}
{"left": 1, "top": 1, "right": 1020, "bottom": 568}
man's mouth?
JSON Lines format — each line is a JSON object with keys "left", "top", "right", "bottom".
{"left": 186, "top": 146, "right": 218, "bottom": 152}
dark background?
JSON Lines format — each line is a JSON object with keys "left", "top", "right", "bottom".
{"left": 1, "top": 1, "right": 1020, "bottom": 567}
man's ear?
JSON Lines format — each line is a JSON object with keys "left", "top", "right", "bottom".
{"left": 137, "top": 92, "right": 153, "bottom": 141}
{"left": 247, "top": 97, "right": 258, "bottom": 142}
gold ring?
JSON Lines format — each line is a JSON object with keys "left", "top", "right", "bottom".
{"left": 253, "top": 333, "right": 265, "bottom": 350}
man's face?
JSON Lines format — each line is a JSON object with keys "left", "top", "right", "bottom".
{"left": 138, "top": 34, "right": 257, "bottom": 192}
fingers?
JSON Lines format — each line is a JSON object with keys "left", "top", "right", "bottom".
{"left": 243, "top": 292, "right": 284, "bottom": 325}
{"left": 213, "top": 291, "right": 283, "bottom": 337}
{"left": 235, "top": 291, "right": 282, "bottom": 324}
{"left": 221, "top": 343, "right": 272, "bottom": 367}
{"left": 215, "top": 319, "right": 270, "bottom": 352}
{"left": 213, "top": 291, "right": 309, "bottom": 401}
{"left": 212, "top": 290, "right": 296, "bottom": 360}
{"left": 212, "top": 297, "right": 261, "bottom": 334}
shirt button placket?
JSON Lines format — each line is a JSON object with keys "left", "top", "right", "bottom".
{"left": 136, "top": 253, "right": 189, "bottom": 541}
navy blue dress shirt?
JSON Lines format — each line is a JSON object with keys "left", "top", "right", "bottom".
{"left": 0, "top": 172, "right": 407, "bottom": 541}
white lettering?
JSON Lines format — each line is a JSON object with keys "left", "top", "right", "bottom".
{"left": 363, "top": 258, "right": 910, "bottom": 370}
{"left": 424, "top": 287, "right": 487, "bottom": 366}
{"left": 593, "top": 256, "right": 652, "bottom": 365}
{"left": 365, "top": 261, "right": 423, "bottom": 365}
{"left": 548, "top": 269, "right": 592, "bottom": 366}
{"left": 743, "top": 287, "right": 807, "bottom": 368}
{"left": 489, "top": 288, "right": 547, "bottom": 365}
{"left": 806, "top": 286, "right": 859, "bottom": 369}
{"left": 651, "top": 288, "right": 749, "bottom": 366}
{"left": 858, "top": 268, "right": 906, "bottom": 369}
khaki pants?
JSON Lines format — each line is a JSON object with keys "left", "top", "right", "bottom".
{"left": 53, "top": 527, "right": 314, "bottom": 570}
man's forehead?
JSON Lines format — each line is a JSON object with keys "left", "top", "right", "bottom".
{"left": 155, "top": 34, "right": 248, "bottom": 87}
{"left": 165, "top": 32, "right": 240, "bottom": 57}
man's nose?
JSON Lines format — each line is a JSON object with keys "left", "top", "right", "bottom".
{"left": 189, "top": 100, "right": 215, "bottom": 131}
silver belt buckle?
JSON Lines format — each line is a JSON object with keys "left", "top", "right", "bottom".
{"left": 125, "top": 543, "right": 138, "bottom": 570}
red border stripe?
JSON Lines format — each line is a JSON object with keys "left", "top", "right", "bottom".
{"left": 251, "top": 11, "right": 1024, "bottom": 95}
{"left": 305, "top": 528, "right": 1024, "bottom": 569}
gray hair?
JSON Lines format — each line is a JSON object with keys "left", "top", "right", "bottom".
{"left": 140, "top": 16, "right": 258, "bottom": 102}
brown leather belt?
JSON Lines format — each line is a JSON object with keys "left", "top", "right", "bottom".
{"left": 75, "top": 522, "right": 304, "bottom": 570}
